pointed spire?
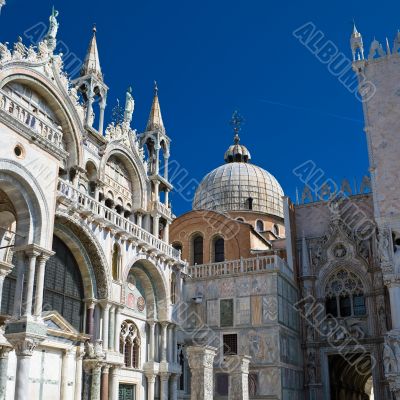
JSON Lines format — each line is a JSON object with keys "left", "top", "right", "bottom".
{"left": 302, "top": 233, "right": 311, "bottom": 275}
{"left": 350, "top": 20, "right": 364, "bottom": 61}
{"left": 81, "top": 25, "right": 103, "bottom": 80}
{"left": 386, "top": 37, "right": 391, "bottom": 55}
{"left": 146, "top": 81, "right": 165, "bottom": 132}
{"left": 352, "top": 21, "right": 359, "bottom": 36}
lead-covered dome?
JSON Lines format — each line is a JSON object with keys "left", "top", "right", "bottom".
{"left": 193, "top": 126, "right": 284, "bottom": 217}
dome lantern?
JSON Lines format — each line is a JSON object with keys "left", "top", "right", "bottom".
{"left": 224, "top": 111, "right": 251, "bottom": 163}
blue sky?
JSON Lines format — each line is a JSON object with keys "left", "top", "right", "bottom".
{"left": 0, "top": 0, "right": 396, "bottom": 215}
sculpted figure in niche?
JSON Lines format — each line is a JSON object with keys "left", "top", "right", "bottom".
{"left": 393, "top": 237, "right": 400, "bottom": 273}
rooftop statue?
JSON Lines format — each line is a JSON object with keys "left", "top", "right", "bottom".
{"left": 124, "top": 86, "right": 134, "bottom": 125}
{"left": 46, "top": 7, "right": 59, "bottom": 40}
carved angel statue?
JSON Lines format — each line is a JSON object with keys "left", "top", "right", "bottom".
{"left": 46, "top": 7, "right": 59, "bottom": 40}
{"left": 393, "top": 240, "right": 400, "bottom": 274}
{"left": 384, "top": 342, "right": 398, "bottom": 375}
{"left": 378, "top": 229, "right": 391, "bottom": 264}
{"left": 13, "top": 37, "right": 26, "bottom": 60}
{"left": 94, "top": 339, "right": 105, "bottom": 358}
{"left": 124, "top": 86, "right": 134, "bottom": 125}
{"left": 0, "top": 42, "right": 11, "bottom": 62}
{"left": 84, "top": 340, "right": 95, "bottom": 358}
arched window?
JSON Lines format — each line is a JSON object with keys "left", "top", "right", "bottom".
{"left": 112, "top": 243, "right": 120, "bottom": 280}
{"left": 172, "top": 242, "right": 182, "bottom": 254}
{"left": 256, "top": 220, "right": 264, "bottom": 232}
{"left": 192, "top": 235, "right": 203, "bottom": 265}
{"left": 120, "top": 320, "right": 140, "bottom": 368}
{"left": 43, "top": 236, "right": 85, "bottom": 331}
{"left": 325, "top": 269, "right": 366, "bottom": 318}
{"left": 273, "top": 224, "right": 280, "bottom": 236}
{"left": 236, "top": 217, "right": 244, "bottom": 222}
{"left": 170, "top": 272, "right": 177, "bottom": 304}
{"left": 214, "top": 237, "right": 225, "bottom": 262}
{"left": 245, "top": 197, "right": 253, "bottom": 210}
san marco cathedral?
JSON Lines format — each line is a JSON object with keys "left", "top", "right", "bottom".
{"left": 0, "top": 4, "right": 400, "bottom": 400}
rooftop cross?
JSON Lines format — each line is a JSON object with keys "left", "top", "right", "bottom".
{"left": 230, "top": 110, "right": 244, "bottom": 143}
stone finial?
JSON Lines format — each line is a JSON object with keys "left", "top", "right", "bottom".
{"left": 350, "top": 22, "right": 364, "bottom": 61}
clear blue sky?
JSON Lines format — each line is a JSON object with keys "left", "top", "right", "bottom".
{"left": 0, "top": 0, "right": 396, "bottom": 215}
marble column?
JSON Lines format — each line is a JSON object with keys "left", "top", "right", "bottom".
{"left": 86, "top": 301, "right": 96, "bottom": 338}
{"left": 136, "top": 213, "right": 143, "bottom": 228}
{"left": 85, "top": 91, "right": 94, "bottom": 127}
{"left": 161, "top": 322, "right": 168, "bottom": 362}
{"left": 187, "top": 345, "right": 217, "bottom": 400}
{"left": 387, "top": 282, "right": 400, "bottom": 329}
{"left": 225, "top": 355, "right": 251, "bottom": 400}
{"left": 153, "top": 215, "right": 160, "bottom": 237}
{"left": 33, "top": 254, "right": 51, "bottom": 316}
{"left": 24, "top": 251, "right": 39, "bottom": 317}
{"left": 148, "top": 320, "right": 155, "bottom": 361}
{"left": 169, "top": 374, "right": 178, "bottom": 400}
{"left": 91, "top": 364, "right": 102, "bottom": 400}
{"left": 102, "top": 303, "right": 110, "bottom": 350}
{"left": 98, "top": 101, "right": 106, "bottom": 136}
{"left": 101, "top": 366, "right": 109, "bottom": 400}
{"left": 12, "top": 250, "right": 25, "bottom": 318}
{"left": 163, "top": 222, "right": 170, "bottom": 244}
{"left": 160, "top": 372, "right": 170, "bottom": 400}
{"left": 146, "top": 374, "right": 156, "bottom": 400}
{"left": 114, "top": 308, "right": 120, "bottom": 352}
{"left": 75, "top": 346, "right": 84, "bottom": 400}
{"left": 109, "top": 306, "right": 115, "bottom": 351}
{"left": 0, "top": 347, "right": 10, "bottom": 400}
{"left": 109, "top": 367, "right": 119, "bottom": 400}
{"left": 14, "top": 339, "right": 37, "bottom": 400}
{"left": 172, "top": 326, "right": 178, "bottom": 363}
{"left": 61, "top": 349, "right": 74, "bottom": 400}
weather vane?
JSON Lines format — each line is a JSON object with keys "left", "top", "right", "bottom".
{"left": 230, "top": 110, "right": 244, "bottom": 143}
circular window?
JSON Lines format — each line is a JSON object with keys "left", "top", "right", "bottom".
{"left": 14, "top": 144, "right": 25, "bottom": 159}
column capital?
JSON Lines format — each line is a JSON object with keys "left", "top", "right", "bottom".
{"left": 160, "top": 372, "right": 170, "bottom": 381}
{"left": 102, "top": 365, "right": 110, "bottom": 373}
{"left": 145, "top": 373, "right": 156, "bottom": 383}
{"left": 13, "top": 338, "right": 38, "bottom": 357}
{"left": 160, "top": 320, "right": 170, "bottom": 328}
{"left": 84, "top": 298, "right": 97, "bottom": 308}
{"left": 223, "top": 354, "right": 251, "bottom": 374}
{"left": 99, "top": 300, "right": 111, "bottom": 311}
{"left": 13, "top": 243, "right": 53, "bottom": 258}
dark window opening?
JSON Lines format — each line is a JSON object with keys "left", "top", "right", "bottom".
{"left": 214, "top": 237, "right": 225, "bottom": 262}
{"left": 216, "top": 374, "right": 229, "bottom": 396}
{"left": 223, "top": 334, "right": 238, "bottom": 355}
{"left": 245, "top": 197, "right": 253, "bottom": 210}
{"left": 339, "top": 295, "right": 352, "bottom": 317}
{"left": 43, "top": 236, "right": 85, "bottom": 331}
{"left": 353, "top": 294, "right": 366, "bottom": 316}
{"left": 193, "top": 235, "right": 203, "bottom": 265}
{"left": 220, "top": 299, "right": 234, "bottom": 327}
{"left": 326, "top": 297, "right": 338, "bottom": 317}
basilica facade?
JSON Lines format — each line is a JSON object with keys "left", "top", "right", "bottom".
{"left": 0, "top": 7, "right": 400, "bottom": 400}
